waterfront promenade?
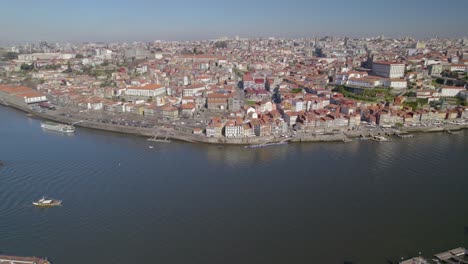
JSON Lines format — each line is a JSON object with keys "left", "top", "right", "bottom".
{"left": 1, "top": 97, "right": 467, "bottom": 145}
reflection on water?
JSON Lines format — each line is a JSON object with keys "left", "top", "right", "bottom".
{"left": 202, "top": 139, "right": 370, "bottom": 166}
{"left": 203, "top": 144, "right": 290, "bottom": 167}
{"left": 41, "top": 128, "right": 75, "bottom": 137}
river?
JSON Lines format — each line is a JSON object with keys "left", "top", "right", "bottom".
{"left": 0, "top": 105, "right": 467, "bottom": 264}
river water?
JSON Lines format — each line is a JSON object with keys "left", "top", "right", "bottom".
{"left": 0, "top": 105, "right": 467, "bottom": 264}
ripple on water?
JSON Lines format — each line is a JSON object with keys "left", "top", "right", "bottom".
{"left": 1, "top": 105, "right": 467, "bottom": 264}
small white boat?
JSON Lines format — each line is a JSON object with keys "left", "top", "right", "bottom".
{"left": 149, "top": 146, "right": 154, "bottom": 149}
{"left": 33, "top": 196, "right": 62, "bottom": 207}
{"left": 41, "top": 121, "right": 75, "bottom": 133}
{"left": 371, "top": 136, "right": 391, "bottom": 142}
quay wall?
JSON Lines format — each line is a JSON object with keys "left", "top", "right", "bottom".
{"left": 1, "top": 94, "right": 467, "bottom": 145}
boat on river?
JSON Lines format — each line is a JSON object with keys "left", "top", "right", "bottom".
{"left": 33, "top": 196, "right": 62, "bottom": 207}
{"left": 41, "top": 121, "right": 75, "bottom": 133}
{"left": 371, "top": 136, "right": 391, "bottom": 142}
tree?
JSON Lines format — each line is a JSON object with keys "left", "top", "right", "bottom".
{"left": 63, "top": 61, "right": 72, "bottom": 73}
{"left": 81, "top": 65, "right": 93, "bottom": 75}
{"left": 291, "top": 88, "right": 303, "bottom": 94}
{"left": 3, "top": 52, "right": 18, "bottom": 60}
{"left": 75, "top": 54, "right": 84, "bottom": 59}
{"left": 20, "top": 63, "right": 34, "bottom": 71}
{"left": 45, "top": 64, "right": 62, "bottom": 70}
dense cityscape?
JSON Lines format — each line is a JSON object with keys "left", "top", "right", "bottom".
{"left": 1, "top": 1, "right": 468, "bottom": 263}
{"left": 0, "top": 36, "right": 467, "bottom": 144}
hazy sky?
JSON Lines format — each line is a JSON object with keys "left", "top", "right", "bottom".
{"left": 1, "top": 0, "right": 467, "bottom": 42}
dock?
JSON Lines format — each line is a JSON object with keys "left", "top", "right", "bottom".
{"left": 396, "top": 133, "right": 414, "bottom": 138}
{"left": 245, "top": 141, "right": 288, "bottom": 149}
{"left": 245, "top": 138, "right": 290, "bottom": 148}
{"left": 148, "top": 134, "right": 171, "bottom": 143}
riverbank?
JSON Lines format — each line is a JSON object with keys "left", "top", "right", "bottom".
{"left": 0, "top": 100, "right": 277, "bottom": 145}
{"left": 1, "top": 100, "right": 467, "bottom": 145}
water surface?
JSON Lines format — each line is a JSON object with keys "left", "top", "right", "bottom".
{"left": 0, "top": 105, "right": 467, "bottom": 263}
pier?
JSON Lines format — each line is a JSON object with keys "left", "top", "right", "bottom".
{"left": 148, "top": 134, "right": 171, "bottom": 143}
{"left": 245, "top": 138, "right": 291, "bottom": 148}
{"left": 396, "top": 132, "right": 414, "bottom": 138}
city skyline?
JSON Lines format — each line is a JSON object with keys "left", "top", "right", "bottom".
{"left": 1, "top": 0, "right": 467, "bottom": 43}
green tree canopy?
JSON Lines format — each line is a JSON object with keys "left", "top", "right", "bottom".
{"left": 3, "top": 52, "right": 18, "bottom": 60}
{"left": 20, "top": 63, "right": 34, "bottom": 71}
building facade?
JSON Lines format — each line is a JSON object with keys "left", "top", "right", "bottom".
{"left": 372, "top": 61, "right": 405, "bottom": 78}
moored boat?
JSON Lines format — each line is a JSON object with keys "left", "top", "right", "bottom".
{"left": 371, "top": 135, "right": 391, "bottom": 142}
{"left": 41, "top": 121, "right": 75, "bottom": 133}
{"left": 33, "top": 196, "right": 62, "bottom": 207}
{"left": 245, "top": 142, "right": 288, "bottom": 148}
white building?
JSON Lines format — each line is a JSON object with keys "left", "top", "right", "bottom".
{"left": 440, "top": 86, "right": 465, "bottom": 97}
{"left": 135, "top": 65, "right": 148, "bottom": 74}
{"left": 84, "top": 101, "right": 103, "bottom": 110}
{"left": 125, "top": 84, "right": 166, "bottom": 98}
{"left": 182, "top": 84, "right": 206, "bottom": 97}
{"left": 382, "top": 79, "right": 408, "bottom": 89}
{"left": 17, "top": 53, "right": 75, "bottom": 61}
{"left": 347, "top": 77, "right": 382, "bottom": 88}
{"left": 335, "top": 71, "right": 368, "bottom": 85}
{"left": 450, "top": 64, "right": 466, "bottom": 72}
{"left": 372, "top": 61, "right": 405, "bottom": 78}
{"left": 15, "top": 91, "right": 48, "bottom": 104}
{"left": 259, "top": 101, "right": 273, "bottom": 113}
{"left": 292, "top": 99, "right": 305, "bottom": 112}
{"left": 224, "top": 119, "right": 244, "bottom": 137}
